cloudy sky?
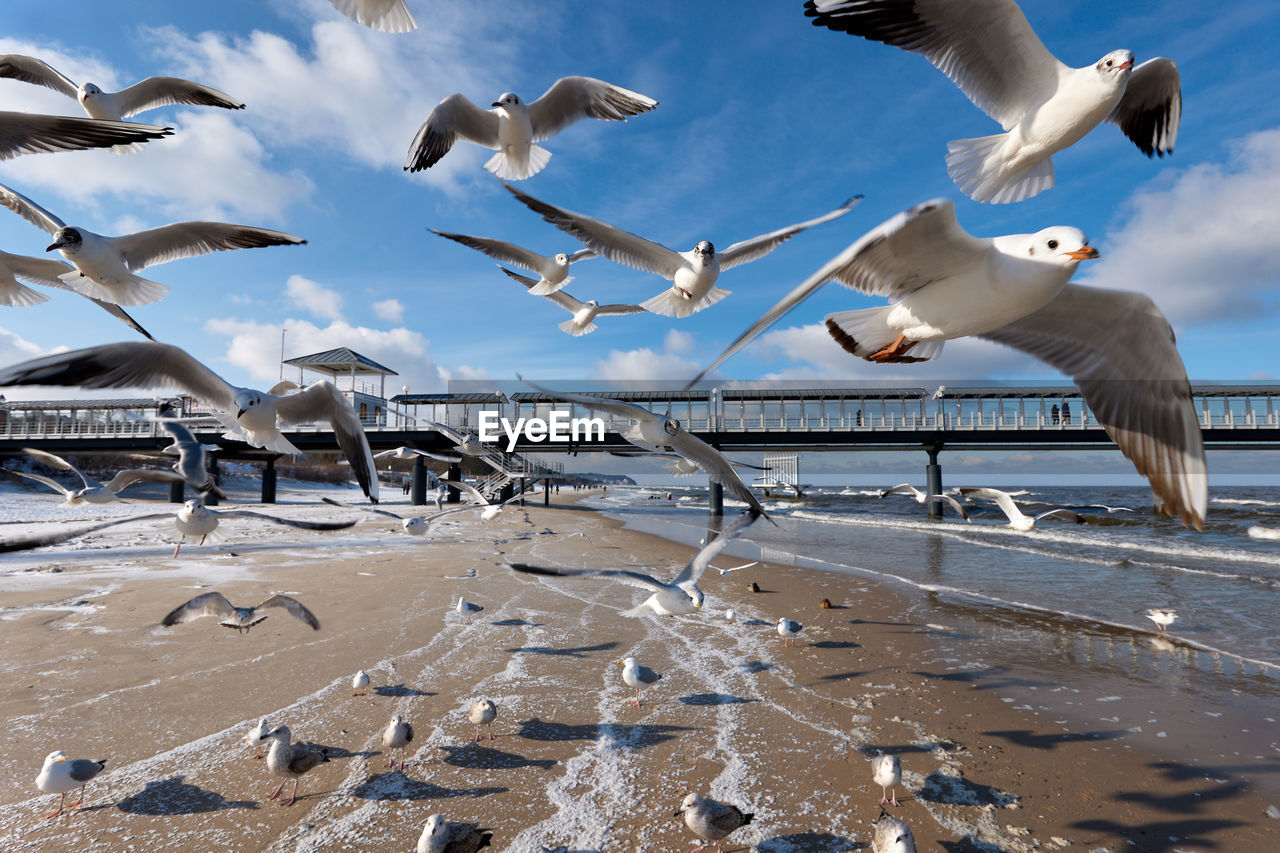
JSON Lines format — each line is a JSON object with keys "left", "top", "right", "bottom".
{"left": 1, "top": 0, "right": 1278, "bottom": 478}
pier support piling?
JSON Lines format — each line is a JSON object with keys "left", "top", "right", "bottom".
{"left": 168, "top": 478, "right": 184, "bottom": 504}
{"left": 205, "top": 457, "right": 220, "bottom": 506}
{"left": 925, "top": 443, "right": 943, "bottom": 519}
{"left": 410, "top": 455, "right": 427, "bottom": 506}
{"left": 261, "top": 456, "right": 277, "bottom": 504}
{"left": 709, "top": 480, "right": 724, "bottom": 518}
{"left": 446, "top": 462, "right": 461, "bottom": 504}
{"left": 543, "top": 477, "right": 550, "bottom": 506}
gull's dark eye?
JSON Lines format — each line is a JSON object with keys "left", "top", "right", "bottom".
{"left": 1047, "top": 239, "right": 1059, "bottom": 250}
{"left": 1105, "top": 60, "right": 1113, "bottom": 67}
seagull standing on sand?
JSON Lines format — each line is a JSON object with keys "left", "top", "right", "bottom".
{"left": 777, "top": 616, "right": 803, "bottom": 647}
{"left": 246, "top": 718, "right": 271, "bottom": 759}
{"left": 7, "top": 447, "right": 184, "bottom": 505}
{"left": 1143, "top": 608, "right": 1178, "bottom": 633}
{"left": 959, "top": 487, "right": 1083, "bottom": 532}
{"left": 508, "top": 508, "right": 760, "bottom": 617}
{"left": 519, "top": 378, "right": 771, "bottom": 519}
{"left": 879, "top": 484, "right": 970, "bottom": 521}
{"left": 873, "top": 754, "right": 903, "bottom": 807}
{"left": 0, "top": 342, "right": 379, "bottom": 502}
{"left": 617, "top": 656, "right": 661, "bottom": 707}
{"left": 328, "top": 0, "right": 417, "bottom": 32}
{"left": 804, "top": 0, "right": 1180, "bottom": 203}
{"left": 455, "top": 596, "right": 484, "bottom": 622}
{"left": 405, "top": 76, "right": 657, "bottom": 179}
{"left": 506, "top": 185, "right": 859, "bottom": 317}
{"left": 36, "top": 751, "right": 106, "bottom": 818}
{"left": 261, "top": 725, "right": 329, "bottom": 806}
{"left": 416, "top": 813, "right": 493, "bottom": 853}
{"left": 0, "top": 53, "right": 243, "bottom": 125}
{"left": 431, "top": 229, "right": 595, "bottom": 295}
{"left": 0, "top": 111, "right": 171, "bottom": 159}
{"left": 499, "top": 267, "right": 645, "bottom": 336}
{"left": 871, "top": 810, "right": 917, "bottom": 853}
{"left": 675, "top": 792, "right": 754, "bottom": 852}
{"left": 352, "top": 670, "right": 371, "bottom": 696}
{"left": 157, "top": 419, "right": 226, "bottom": 500}
{"left": 689, "top": 198, "right": 1206, "bottom": 530}
{"left": 0, "top": 183, "right": 306, "bottom": 306}
{"left": 469, "top": 699, "right": 497, "bottom": 742}
{"left": 161, "top": 591, "right": 321, "bottom": 634}
{"left": 382, "top": 714, "right": 414, "bottom": 769}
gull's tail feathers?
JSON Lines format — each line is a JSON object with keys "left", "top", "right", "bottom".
{"left": 641, "top": 285, "right": 731, "bottom": 318}
{"left": 528, "top": 276, "right": 570, "bottom": 296}
{"left": 558, "top": 318, "right": 595, "bottom": 336}
{"left": 824, "top": 309, "right": 945, "bottom": 363}
{"left": 485, "top": 144, "right": 552, "bottom": 181}
{"left": 58, "top": 269, "right": 170, "bottom": 306}
{"left": 947, "top": 133, "right": 1054, "bottom": 204}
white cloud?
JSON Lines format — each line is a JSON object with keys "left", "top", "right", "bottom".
{"left": 592, "top": 330, "right": 704, "bottom": 381}
{"left": 1085, "top": 127, "right": 1280, "bottom": 326}
{"left": 284, "top": 274, "right": 344, "bottom": 320}
{"left": 663, "top": 328, "right": 695, "bottom": 355}
{"left": 372, "top": 298, "right": 404, "bottom": 323}
{"left": 204, "top": 316, "right": 447, "bottom": 395}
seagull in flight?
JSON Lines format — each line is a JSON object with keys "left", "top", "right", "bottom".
{"left": 959, "top": 487, "right": 1084, "bottom": 531}
{"left": 431, "top": 229, "right": 595, "bottom": 295}
{"left": 0, "top": 341, "right": 379, "bottom": 502}
{"left": 374, "top": 446, "right": 462, "bottom": 465}
{"left": 328, "top": 0, "right": 417, "bottom": 32}
{"left": 0, "top": 53, "right": 242, "bottom": 139}
{"left": 0, "top": 247, "right": 155, "bottom": 338}
{"left": 405, "top": 76, "right": 658, "bottom": 179}
{"left": 161, "top": 591, "right": 321, "bottom": 633}
{"left": 520, "top": 377, "right": 771, "bottom": 519}
{"left": 500, "top": 266, "right": 645, "bottom": 336}
{"left": 438, "top": 478, "right": 527, "bottom": 522}
{"left": 506, "top": 184, "right": 860, "bottom": 317}
{"left": 879, "top": 483, "right": 969, "bottom": 521}
{"left": 508, "top": 508, "right": 760, "bottom": 616}
{"left": 321, "top": 495, "right": 487, "bottom": 535}
{"left": 157, "top": 418, "right": 227, "bottom": 500}
{"left": 0, "top": 182, "right": 306, "bottom": 306}
{"left": 688, "top": 198, "right": 1205, "bottom": 529}
{"left": 0, "top": 111, "right": 171, "bottom": 159}
{"left": 424, "top": 420, "right": 489, "bottom": 457}
{"left": 804, "top": 0, "right": 1180, "bottom": 203}
{"left": 7, "top": 447, "right": 184, "bottom": 505}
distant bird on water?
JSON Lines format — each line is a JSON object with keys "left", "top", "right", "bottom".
{"left": 959, "top": 487, "right": 1084, "bottom": 532}
{"left": 405, "top": 76, "right": 658, "bottom": 179}
{"left": 803, "top": 0, "right": 1180, "bottom": 203}
{"left": 1142, "top": 608, "right": 1178, "bottom": 633}
{"left": 675, "top": 792, "right": 754, "bottom": 852}
{"left": 161, "top": 592, "right": 321, "bottom": 634}
{"left": 36, "top": 751, "right": 106, "bottom": 818}
{"left": 879, "top": 483, "right": 970, "bottom": 521}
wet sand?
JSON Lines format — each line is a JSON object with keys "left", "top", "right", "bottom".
{"left": 0, "top": 492, "right": 1275, "bottom": 851}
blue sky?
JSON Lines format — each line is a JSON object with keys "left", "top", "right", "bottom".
{"left": 1, "top": 0, "right": 1278, "bottom": 479}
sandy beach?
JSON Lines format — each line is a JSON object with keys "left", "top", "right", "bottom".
{"left": 0, "top": 486, "right": 1276, "bottom": 852}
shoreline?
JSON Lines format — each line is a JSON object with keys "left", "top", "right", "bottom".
{"left": 0, "top": 487, "right": 1275, "bottom": 850}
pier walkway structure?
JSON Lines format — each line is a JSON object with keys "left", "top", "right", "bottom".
{"left": 4, "top": 382, "right": 1277, "bottom": 517}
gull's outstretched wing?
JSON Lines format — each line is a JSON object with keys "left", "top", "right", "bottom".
{"left": 321, "top": 495, "right": 403, "bottom": 521}
{"left": 114, "top": 77, "right": 245, "bottom": 117}
{"left": 256, "top": 594, "right": 320, "bottom": 630}
{"left": 1108, "top": 58, "right": 1180, "bottom": 157}
{"left": 879, "top": 483, "right": 923, "bottom": 500}
{"left": 718, "top": 195, "right": 861, "bottom": 271}
{"left": 0, "top": 341, "right": 236, "bottom": 411}
{"left": 980, "top": 285, "right": 1206, "bottom": 529}
{"left": 219, "top": 510, "right": 358, "bottom": 532}
{"left": 161, "top": 592, "right": 237, "bottom": 626}
{"left": 0, "top": 112, "right": 171, "bottom": 160}
{"left": 504, "top": 185, "right": 685, "bottom": 280}
{"left": 6, "top": 468, "right": 74, "bottom": 498}
{"left": 0, "top": 181, "right": 66, "bottom": 234}
{"left": 0, "top": 54, "right": 80, "bottom": 99}
{"left": 958, "top": 486, "right": 1025, "bottom": 524}
{"left": 115, "top": 222, "right": 305, "bottom": 271}
{"left": 666, "top": 430, "right": 770, "bottom": 519}
{"left": 528, "top": 76, "right": 658, "bottom": 141}
{"left": 432, "top": 230, "right": 553, "bottom": 274}
{"left": 803, "top": 0, "right": 1067, "bottom": 130}
{"left": 673, "top": 509, "right": 760, "bottom": 587}
{"left": 23, "top": 447, "right": 93, "bottom": 489}
{"left": 404, "top": 94, "right": 500, "bottom": 171}
{"left": 0, "top": 512, "right": 171, "bottom": 553}
{"left": 100, "top": 468, "right": 186, "bottom": 494}
{"left": 329, "top": 0, "right": 418, "bottom": 32}
{"left": 437, "top": 477, "right": 492, "bottom": 507}
{"left": 274, "top": 381, "right": 378, "bottom": 503}
{"left": 499, "top": 267, "right": 584, "bottom": 313}
{"left": 507, "top": 562, "right": 669, "bottom": 594}
{"left": 1035, "top": 508, "right": 1084, "bottom": 524}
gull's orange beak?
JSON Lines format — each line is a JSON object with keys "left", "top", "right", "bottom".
{"left": 1066, "top": 247, "right": 1099, "bottom": 261}
{"left": 1117, "top": 60, "right": 1133, "bottom": 71}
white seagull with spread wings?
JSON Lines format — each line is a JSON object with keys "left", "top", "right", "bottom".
{"left": 506, "top": 184, "right": 860, "bottom": 317}
{"left": 804, "top": 0, "right": 1180, "bottom": 203}
{"left": 959, "top": 487, "right": 1084, "bottom": 532}
{"left": 0, "top": 342, "right": 379, "bottom": 502}
{"left": 508, "top": 508, "right": 760, "bottom": 616}
{"left": 500, "top": 266, "right": 644, "bottom": 336}
{"left": 8, "top": 447, "right": 184, "bottom": 505}
{"left": 432, "top": 229, "right": 596, "bottom": 295}
{"left": 405, "top": 76, "right": 657, "bottom": 179}
{"left": 0, "top": 182, "right": 305, "bottom": 306}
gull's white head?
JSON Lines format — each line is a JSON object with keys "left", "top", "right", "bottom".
{"left": 872, "top": 813, "right": 917, "bottom": 853}
{"left": 421, "top": 813, "right": 446, "bottom": 841}
{"left": 676, "top": 792, "right": 705, "bottom": 814}
{"left": 261, "top": 724, "right": 291, "bottom": 741}
{"left": 663, "top": 417, "right": 680, "bottom": 437}
{"left": 678, "top": 582, "right": 704, "bottom": 610}
{"left": 182, "top": 498, "right": 207, "bottom": 515}
{"left": 46, "top": 226, "right": 82, "bottom": 253}
{"left": 1023, "top": 227, "right": 1098, "bottom": 267}
{"left": 618, "top": 656, "right": 638, "bottom": 668}
{"left": 553, "top": 253, "right": 570, "bottom": 266}
{"left": 80, "top": 82, "right": 103, "bottom": 98}
{"left": 1095, "top": 49, "right": 1135, "bottom": 79}
{"left": 42, "top": 750, "right": 67, "bottom": 766}
{"left": 492, "top": 92, "right": 523, "bottom": 109}
{"left": 233, "top": 389, "right": 263, "bottom": 419}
